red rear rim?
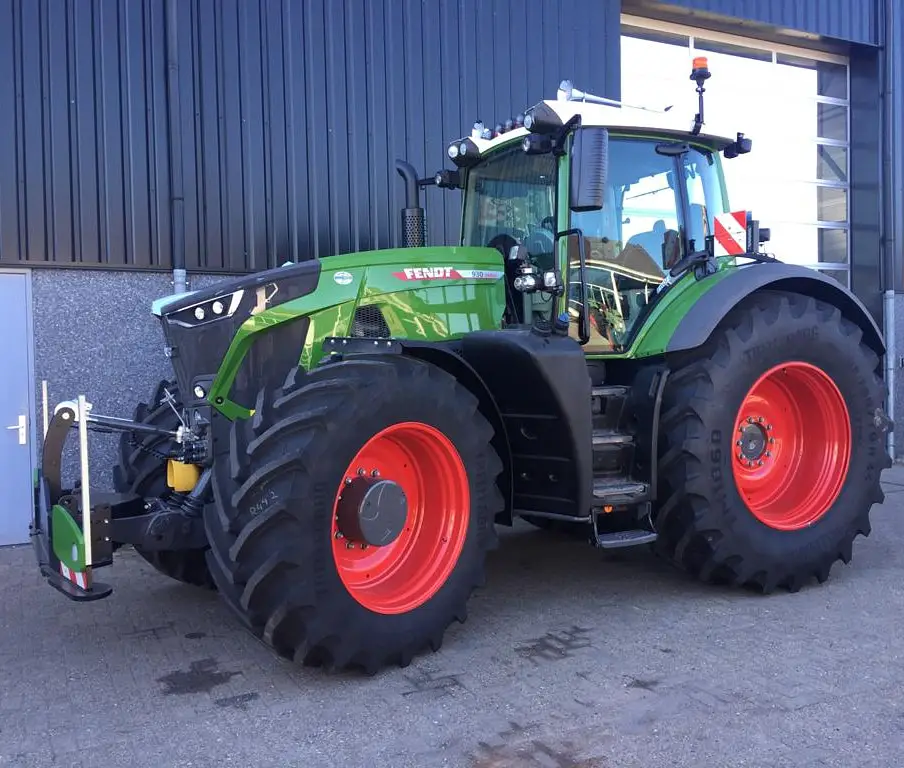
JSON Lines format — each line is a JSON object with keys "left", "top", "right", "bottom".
{"left": 331, "top": 422, "right": 470, "bottom": 614}
{"left": 732, "top": 362, "right": 851, "bottom": 531}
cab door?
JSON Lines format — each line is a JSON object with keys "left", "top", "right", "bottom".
{"left": 564, "top": 136, "right": 723, "bottom": 354}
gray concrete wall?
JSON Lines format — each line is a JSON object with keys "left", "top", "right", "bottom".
{"left": 31, "top": 268, "right": 240, "bottom": 491}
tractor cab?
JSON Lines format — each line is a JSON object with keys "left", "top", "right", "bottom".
{"left": 445, "top": 58, "right": 755, "bottom": 352}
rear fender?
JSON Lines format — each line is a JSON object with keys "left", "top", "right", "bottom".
{"left": 666, "top": 264, "right": 885, "bottom": 358}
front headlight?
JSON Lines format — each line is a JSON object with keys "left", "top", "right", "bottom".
{"left": 169, "top": 289, "right": 245, "bottom": 328}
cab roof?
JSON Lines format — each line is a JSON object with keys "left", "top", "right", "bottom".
{"left": 449, "top": 77, "right": 745, "bottom": 160}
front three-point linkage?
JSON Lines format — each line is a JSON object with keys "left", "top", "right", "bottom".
{"left": 30, "top": 389, "right": 210, "bottom": 602}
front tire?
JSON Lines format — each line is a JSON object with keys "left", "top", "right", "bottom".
{"left": 205, "top": 356, "right": 503, "bottom": 673}
{"left": 654, "top": 290, "right": 891, "bottom": 593}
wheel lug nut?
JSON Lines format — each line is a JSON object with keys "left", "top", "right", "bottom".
{"left": 767, "top": 424, "right": 773, "bottom": 430}
{"left": 765, "top": 451, "right": 772, "bottom": 458}
{"left": 757, "top": 460, "right": 764, "bottom": 466}
{"left": 346, "top": 541, "right": 354, "bottom": 549}
{"left": 747, "top": 417, "right": 754, "bottom": 424}
{"left": 736, "top": 440, "right": 743, "bottom": 446}
{"left": 357, "top": 467, "right": 365, "bottom": 476}
{"left": 769, "top": 437, "right": 775, "bottom": 444}
{"left": 371, "top": 470, "right": 380, "bottom": 477}
{"left": 345, "top": 477, "right": 352, "bottom": 485}
{"left": 360, "top": 543, "right": 368, "bottom": 550}
{"left": 335, "top": 531, "right": 343, "bottom": 539}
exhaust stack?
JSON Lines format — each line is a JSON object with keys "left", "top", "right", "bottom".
{"left": 396, "top": 160, "right": 426, "bottom": 248}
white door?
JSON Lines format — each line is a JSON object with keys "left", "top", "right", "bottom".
{"left": 0, "top": 273, "right": 33, "bottom": 545}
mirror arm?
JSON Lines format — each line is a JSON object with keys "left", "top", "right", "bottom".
{"left": 552, "top": 115, "right": 581, "bottom": 157}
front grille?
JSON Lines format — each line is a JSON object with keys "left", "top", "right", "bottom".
{"left": 352, "top": 305, "right": 391, "bottom": 338}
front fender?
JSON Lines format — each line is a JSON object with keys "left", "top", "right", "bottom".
{"left": 664, "top": 263, "right": 885, "bottom": 358}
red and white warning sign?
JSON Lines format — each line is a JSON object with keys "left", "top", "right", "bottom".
{"left": 392, "top": 266, "right": 504, "bottom": 281}
{"left": 60, "top": 561, "right": 89, "bottom": 590}
{"left": 713, "top": 210, "right": 748, "bottom": 256}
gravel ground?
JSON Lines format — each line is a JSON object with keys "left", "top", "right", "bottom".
{"left": 3, "top": 465, "right": 904, "bottom": 767}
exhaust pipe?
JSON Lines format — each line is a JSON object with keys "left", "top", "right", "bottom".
{"left": 396, "top": 160, "right": 426, "bottom": 248}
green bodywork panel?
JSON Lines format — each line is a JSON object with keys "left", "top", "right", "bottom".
{"left": 51, "top": 505, "right": 86, "bottom": 571}
{"left": 208, "top": 246, "right": 507, "bottom": 420}
{"left": 608, "top": 261, "right": 735, "bottom": 359}
{"left": 204, "top": 128, "right": 739, "bottom": 421}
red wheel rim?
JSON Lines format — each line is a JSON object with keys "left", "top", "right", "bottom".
{"left": 331, "top": 422, "right": 470, "bottom": 614}
{"left": 732, "top": 362, "right": 851, "bottom": 531}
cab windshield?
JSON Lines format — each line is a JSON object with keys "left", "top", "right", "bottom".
{"left": 461, "top": 145, "right": 557, "bottom": 269}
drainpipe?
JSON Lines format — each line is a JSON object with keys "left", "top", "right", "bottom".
{"left": 886, "top": 290, "right": 895, "bottom": 460}
{"left": 166, "top": 0, "right": 187, "bottom": 294}
{"left": 881, "top": 0, "right": 896, "bottom": 461}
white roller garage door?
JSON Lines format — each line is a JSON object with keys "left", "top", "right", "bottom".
{"left": 620, "top": 15, "right": 851, "bottom": 287}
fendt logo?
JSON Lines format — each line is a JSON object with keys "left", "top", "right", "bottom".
{"left": 394, "top": 267, "right": 456, "bottom": 280}
{"left": 392, "top": 267, "right": 504, "bottom": 281}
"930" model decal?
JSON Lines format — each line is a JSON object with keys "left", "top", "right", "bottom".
{"left": 392, "top": 267, "right": 504, "bottom": 281}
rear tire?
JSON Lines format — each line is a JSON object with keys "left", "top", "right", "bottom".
{"left": 205, "top": 356, "right": 503, "bottom": 673}
{"left": 112, "top": 379, "right": 214, "bottom": 589}
{"left": 654, "top": 290, "right": 891, "bottom": 593}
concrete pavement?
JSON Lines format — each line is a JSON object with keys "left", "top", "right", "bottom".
{"left": 3, "top": 466, "right": 904, "bottom": 767}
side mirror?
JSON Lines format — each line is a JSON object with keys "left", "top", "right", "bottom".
{"left": 570, "top": 127, "right": 608, "bottom": 212}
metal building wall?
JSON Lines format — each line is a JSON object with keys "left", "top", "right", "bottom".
{"left": 626, "top": 0, "right": 879, "bottom": 45}
{"left": 880, "top": 0, "right": 904, "bottom": 294}
{"left": 0, "top": 0, "right": 620, "bottom": 273}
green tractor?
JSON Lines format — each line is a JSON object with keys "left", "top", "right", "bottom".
{"left": 32, "top": 59, "right": 892, "bottom": 674}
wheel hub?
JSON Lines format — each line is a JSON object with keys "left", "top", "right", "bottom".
{"left": 336, "top": 476, "right": 408, "bottom": 547}
{"left": 738, "top": 422, "right": 767, "bottom": 460}
{"left": 735, "top": 416, "right": 774, "bottom": 467}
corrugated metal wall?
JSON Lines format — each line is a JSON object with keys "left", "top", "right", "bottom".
{"left": 0, "top": 0, "right": 620, "bottom": 273}
{"left": 881, "top": 0, "right": 904, "bottom": 293}
{"left": 640, "top": 0, "right": 879, "bottom": 45}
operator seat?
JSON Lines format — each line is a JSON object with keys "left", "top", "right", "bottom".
{"left": 624, "top": 220, "right": 670, "bottom": 270}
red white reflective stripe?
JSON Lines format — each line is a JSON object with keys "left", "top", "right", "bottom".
{"left": 713, "top": 210, "right": 748, "bottom": 256}
{"left": 392, "top": 267, "right": 504, "bottom": 281}
{"left": 60, "top": 562, "right": 89, "bottom": 590}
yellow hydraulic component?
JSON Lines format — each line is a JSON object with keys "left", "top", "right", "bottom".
{"left": 166, "top": 459, "right": 200, "bottom": 492}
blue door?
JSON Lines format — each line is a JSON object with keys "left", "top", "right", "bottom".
{"left": 0, "top": 273, "right": 33, "bottom": 545}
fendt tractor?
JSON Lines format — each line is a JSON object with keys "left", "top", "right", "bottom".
{"left": 32, "top": 58, "right": 892, "bottom": 674}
